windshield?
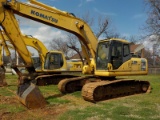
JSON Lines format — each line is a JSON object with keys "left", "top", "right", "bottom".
{"left": 96, "top": 42, "right": 109, "bottom": 70}
{"left": 44, "top": 53, "right": 63, "bottom": 69}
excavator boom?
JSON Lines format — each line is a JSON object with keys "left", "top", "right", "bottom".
{"left": 3, "top": 0, "right": 97, "bottom": 64}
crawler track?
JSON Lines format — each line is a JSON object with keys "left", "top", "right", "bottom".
{"left": 82, "top": 79, "right": 151, "bottom": 102}
{"left": 58, "top": 77, "right": 151, "bottom": 102}
{"left": 58, "top": 76, "right": 94, "bottom": 93}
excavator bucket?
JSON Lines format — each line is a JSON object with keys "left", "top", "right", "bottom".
{"left": 17, "top": 83, "right": 46, "bottom": 109}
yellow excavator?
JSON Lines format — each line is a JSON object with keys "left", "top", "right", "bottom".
{"left": 0, "top": 29, "right": 83, "bottom": 86}
{"left": 0, "top": 0, "right": 150, "bottom": 109}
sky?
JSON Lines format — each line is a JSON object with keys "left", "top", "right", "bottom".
{"left": 17, "top": 0, "right": 149, "bottom": 52}
{"left": 43, "top": 0, "right": 147, "bottom": 36}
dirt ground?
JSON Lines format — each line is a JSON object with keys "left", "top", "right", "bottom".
{"left": 0, "top": 95, "right": 68, "bottom": 120}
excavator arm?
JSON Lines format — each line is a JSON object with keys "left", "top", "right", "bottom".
{"left": 0, "top": 29, "right": 48, "bottom": 68}
{"left": 22, "top": 35, "right": 48, "bottom": 64}
{"left": 0, "top": 29, "right": 12, "bottom": 87}
{"left": 0, "top": 5, "right": 35, "bottom": 73}
{"left": 1, "top": 0, "right": 97, "bottom": 65}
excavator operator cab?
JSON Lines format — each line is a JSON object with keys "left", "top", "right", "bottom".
{"left": 96, "top": 39, "right": 131, "bottom": 70}
{"left": 96, "top": 41, "right": 110, "bottom": 70}
{"left": 44, "top": 52, "right": 64, "bottom": 69}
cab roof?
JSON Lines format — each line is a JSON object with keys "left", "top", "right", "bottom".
{"left": 99, "top": 38, "right": 130, "bottom": 44}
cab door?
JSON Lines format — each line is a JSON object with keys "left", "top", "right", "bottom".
{"left": 110, "top": 41, "right": 123, "bottom": 69}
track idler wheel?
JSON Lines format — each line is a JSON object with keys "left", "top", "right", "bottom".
{"left": 17, "top": 83, "right": 46, "bottom": 109}
{"left": 141, "top": 82, "right": 151, "bottom": 93}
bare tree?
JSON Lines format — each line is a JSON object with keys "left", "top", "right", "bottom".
{"left": 95, "top": 16, "right": 108, "bottom": 39}
{"left": 80, "top": 12, "right": 110, "bottom": 39}
{"left": 49, "top": 37, "right": 71, "bottom": 58}
{"left": 66, "top": 34, "right": 84, "bottom": 64}
{"left": 105, "top": 31, "right": 127, "bottom": 39}
{"left": 141, "top": 0, "right": 160, "bottom": 66}
{"left": 144, "top": 0, "right": 160, "bottom": 42}
{"left": 128, "top": 35, "right": 139, "bottom": 44}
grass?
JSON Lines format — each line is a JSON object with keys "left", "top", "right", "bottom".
{"left": 0, "top": 104, "right": 26, "bottom": 113}
{"left": 0, "top": 74, "right": 160, "bottom": 120}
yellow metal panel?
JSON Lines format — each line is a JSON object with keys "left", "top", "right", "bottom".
{"left": 0, "top": 9, "right": 33, "bottom": 66}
